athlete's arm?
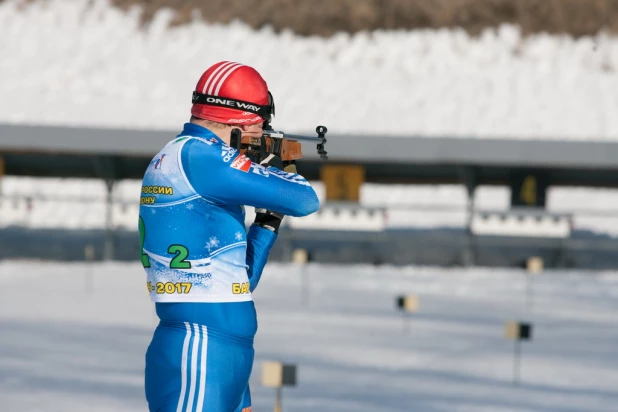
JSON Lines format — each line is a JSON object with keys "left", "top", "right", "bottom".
{"left": 245, "top": 225, "right": 276, "bottom": 292}
{"left": 182, "top": 139, "right": 320, "bottom": 217}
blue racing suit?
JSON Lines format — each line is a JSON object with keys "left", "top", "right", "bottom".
{"left": 139, "top": 123, "right": 319, "bottom": 411}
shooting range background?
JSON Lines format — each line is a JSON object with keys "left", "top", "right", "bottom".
{"left": 2, "top": 0, "right": 618, "bottom": 411}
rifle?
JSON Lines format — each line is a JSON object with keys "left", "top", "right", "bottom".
{"left": 230, "top": 124, "right": 328, "bottom": 170}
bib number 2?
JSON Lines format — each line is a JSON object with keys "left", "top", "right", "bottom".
{"left": 168, "top": 244, "right": 191, "bottom": 269}
{"left": 139, "top": 216, "right": 191, "bottom": 270}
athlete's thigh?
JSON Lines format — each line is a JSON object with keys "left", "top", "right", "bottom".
{"left": 145, "top": 322, "right": 189, "bottom": 412}
{"left": 234, "top": 385, "right": 252, "bottom": 412}
{"left": 198, "top": 333, "right": 254, "bottom": 411}
{"left": 148, "top": 323, "right": 254, "bottom": 411}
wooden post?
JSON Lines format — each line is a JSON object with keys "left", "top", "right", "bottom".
{"left": 505, "top": 321, "right": 533, "bottom": 385}
{"left": 526, "top": 257, "right": 543, "bottom": 309}
{"left": 396, "top": 296, "right": 419, "bottom": 334}
{"left": 293, "top": 249, "right": 309, "bottom": 306}
{"left": 84, "top": 244, "right": 95, "bottom": 294}
{"left": 262, "top": 361, "right": 297, "bottom": 412}
{"left": 274, "top": 387, "right": 282, "bottom": 412}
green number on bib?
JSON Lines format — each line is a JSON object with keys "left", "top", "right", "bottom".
{"left": 140, "top": 217, "right": 190, "bottom": 270}
{"left": 168, "top": 245, "right": 191, "bottom": 269}
{"left": 138, "top": 216, "right": 151, "bottom": 268}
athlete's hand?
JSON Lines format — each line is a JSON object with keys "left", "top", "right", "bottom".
{"left": 259, "top": 154, "right": 298, "bottom": 174}
{"left": 253, "top": 208, "right": 284, "bottom": 234}
{"left": 259, "top": 153, "right": 284, "bottom": 170}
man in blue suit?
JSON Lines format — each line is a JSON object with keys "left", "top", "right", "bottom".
{"left": 139, "top": 61, "right": 320, "bottom": 411}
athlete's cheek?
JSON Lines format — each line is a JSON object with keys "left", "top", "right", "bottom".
{"left": 242, "top": 129, "right": 263, "bottom": 139}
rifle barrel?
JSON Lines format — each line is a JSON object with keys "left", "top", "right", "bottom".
{"left": 266, "top": 132, "right": 324, "bottom": 143}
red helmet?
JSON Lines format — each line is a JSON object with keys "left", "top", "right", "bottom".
{"left": 191, "top": 61, "right": 274, "bottom": 125}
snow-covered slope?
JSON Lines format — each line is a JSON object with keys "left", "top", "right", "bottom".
{"left": 1, "top": 0, "right": 618, "bottom": 140}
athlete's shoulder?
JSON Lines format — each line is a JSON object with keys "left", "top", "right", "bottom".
{"left": 180, "top": 135, "right": 241, "bottom": 165}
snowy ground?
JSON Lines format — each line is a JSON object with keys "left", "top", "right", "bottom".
{"left": 1, "top": 261, "right": 617, "bottom": 411}
{"left": 1, "top": 0, "right": 618, "bottom": 140}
